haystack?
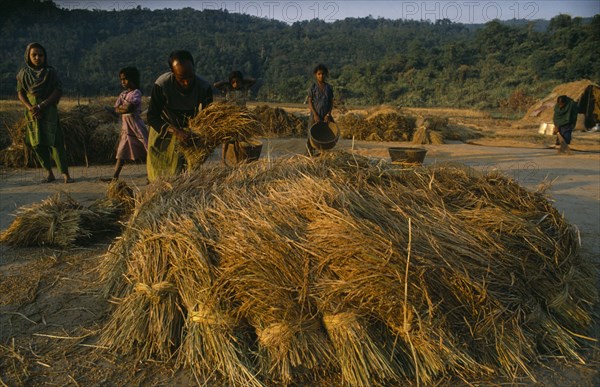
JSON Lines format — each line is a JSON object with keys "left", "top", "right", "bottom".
{"left": 0, "top": 104, "right": 120, "bottom": 168}
{"left": 98, "top": 152, "right": 596, "bottom": 385}
{"left": 0, "top": 116, "right": 18, "bottom": 150}
{"left": 60, "top": 104, "right": 120, "bottom": 166}
{"left": 87, "top": 123, "right": 120, "bottom": 164}
{"left": 253, "top": 105, "right": 308, "bottom": 136}
{"left": 0, "top": 117, "right": 37, "bottom": 167}
{"left": 337, "top": 112, "right": 370, "bottom": 140}
{"left": 336, "top": 108, "right": 416, "bottom": 142}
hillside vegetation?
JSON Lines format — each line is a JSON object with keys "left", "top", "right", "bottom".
{"left": 1, "top": 0, "right": 598, "bottom": 110}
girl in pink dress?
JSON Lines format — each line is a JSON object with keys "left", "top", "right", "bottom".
{"left": 110, "top": 66, "right": 148, "bottom": 180}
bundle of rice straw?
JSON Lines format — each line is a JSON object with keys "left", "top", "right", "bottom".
{"left": 213, "top": 185, "right": 335, "bottom": 383}
{"left": 2, "top": 117, "right": 27, "bottom": 147}
{"left": 0, "top": 144, "right": 36, "bottom": 168}
{"left": 100, "top": 183, "right": 260, "bottom": 385}
{"left": 0, "top": 193, "right": 93, "bottom": 248}
{"left": 412, "top": 124, "right": 445, "bottom": 145}
{"left": 179, "top": 102, "right": 265, "bottom": 168}
{"left": 253, "top": 105, "right": 308, "bottom": 136}
{"left": 85, "top": 181, "right": 135, "bottom": 234}
{"left": 1, "top": 182, "right": 132, "bottom": 248}
{"left": 442, "top": 124, "right": 482, "bottom": 142}
{"left": 171, "top": 214, "right": 261, "bottom": 386}
{"left": 99, "top": 228, "right": 184, "bottom": 360}
{"left": 99, "top": 152, "right": 596, "bottom": 386}
{"left": 106, "top": 179, "right": 135, "bottom": 210}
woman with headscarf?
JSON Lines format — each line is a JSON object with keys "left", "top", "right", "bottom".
{"left": 553, "top": 95, "right": 578, "bottom": 154}
{"left": 16, "top": 42, "right": 73, "bottom": 183}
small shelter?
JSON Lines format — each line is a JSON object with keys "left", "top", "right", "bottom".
{"left": 523, "top": 80, "right": 600, "bottom": 129}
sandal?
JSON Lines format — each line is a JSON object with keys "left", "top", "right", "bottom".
{"left": 64, "top": 177, "right": 75, "bottom": 184}
{"left": 41, "top": 176, "right": 56, "bottom": 183}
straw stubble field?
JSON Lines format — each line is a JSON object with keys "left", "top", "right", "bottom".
{"left": 0, "top": 101, "right": 599, "bottom": 386}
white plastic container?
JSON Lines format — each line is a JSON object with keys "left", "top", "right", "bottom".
{"left": 538, "top": 122, "right": 555, "bottom": 136}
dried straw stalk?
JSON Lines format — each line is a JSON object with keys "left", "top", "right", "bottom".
{"left": 169, "top": 214, "right": 262, "bottom": 387}
{"left": 180, "top": 102, "right": 265, "bottom": 168}
{"left": 1, "top": 184, "right": 129, "bottom": 249}
{"left": 212, "top": 183, "right": 335, "bottom": 384}
{"left": 0, "top": 193, "right": 91, "bottom": 248}
{"left": 252, "top": 105, "right": 307, "bottom": 136}
{"left": 99, "top": 230, "right": 183, "bottom": 360}
{"left": 98, "top": 152, "right": 596, "bottom": 385}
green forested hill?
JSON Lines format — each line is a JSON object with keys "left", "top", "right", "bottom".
{"left": 1, "top": 0, "right": 598, "bottom": 109}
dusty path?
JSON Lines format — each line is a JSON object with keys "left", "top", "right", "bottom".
{"left": 3, "top": 138, "right": 598, "bottom": 255}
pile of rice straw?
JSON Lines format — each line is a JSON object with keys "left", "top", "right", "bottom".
{"left": 61, "top": 105, "right": 120, "bottom": 166}
{"left": 0, "top": 105, "right": 120, "bottom": 168}
{"left": 338, "top": 110, "right": 417, "bottom": 141}
{"left": 0, "top": 117, "right": 37, "bottom": 167}
{"left": 1, "top": 180, "right": 133, "bottom": 248}
{"left": 179, "top": 103, "right": 265, "bottom": 168}
{"left": 87, "top": 123, "right": 121, "bottom": 164}
{"left": 99, "top": 152, "right": 596, "bottom": 386}
{"left": 253, "top": 105, "right": 308, "bottom": 137}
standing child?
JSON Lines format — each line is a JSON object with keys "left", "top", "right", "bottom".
{"left": 213, "top": 70, "right": 256, "bottom": 107}
{"left": 108, "top": 66, "right": 148, "bottom": 180}
{"left": 16, "top": 42, "right": 73, "bottom": 183}
{"left": 306, "top": 64, "right": 334, "bottom": 156}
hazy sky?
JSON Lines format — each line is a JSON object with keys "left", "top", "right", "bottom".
{"left": 55, "top": 1, "right": 600, "bottom": 24}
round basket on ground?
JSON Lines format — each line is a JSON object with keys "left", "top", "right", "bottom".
{"left": 388, "top": 147, "right": 427, "bottom": 164}
{"left": 223, "top": 139, "right": 263, "bottom": 166}
{"left": 309, "top": 122, "right": 340, "bottom": 150}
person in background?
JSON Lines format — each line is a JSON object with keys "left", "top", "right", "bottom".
{"left": 16, "top": 42, "right": 73, "bottom": 183}
{"left": 105, "top": 66, "right": 148, "bottom": 181}
{"left": 306, "top": 63, "right": 334, "bottom": 156}
{"left": 214, "top": 70, "right": 257, "bottom": 164}
{"left": 146, "top": 50, "right": 213, "bottom": 182}
{"left": 213, "top": 70, "right": 256, "bottom": 107}
{"left": 553, "top": 95, "right": 578, "bottom": 154}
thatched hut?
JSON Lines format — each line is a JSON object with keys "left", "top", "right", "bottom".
{"left": 522, "top": 80, "right": 600, "bottom": 130}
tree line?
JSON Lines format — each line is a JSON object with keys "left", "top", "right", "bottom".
{"left": 1, "top": 0, "right": 598, "bottom": 110}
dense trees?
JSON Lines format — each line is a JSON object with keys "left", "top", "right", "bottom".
{"left": 1, "top": 0, "right": 598, "bottom": 109}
